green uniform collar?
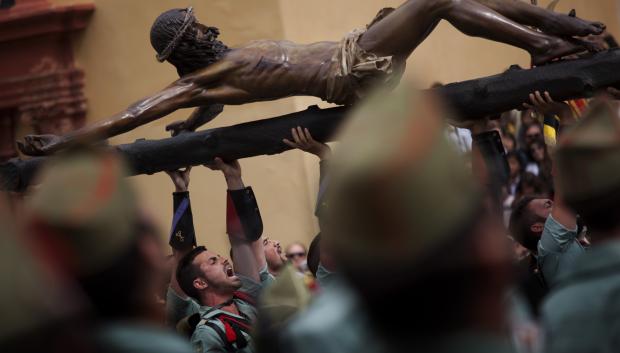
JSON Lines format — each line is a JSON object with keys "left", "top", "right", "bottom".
{"left": 556, "top": 240, "right": 620, "bottom": 286}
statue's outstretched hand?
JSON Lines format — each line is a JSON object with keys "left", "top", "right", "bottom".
{"left": 165, "top": 120, "right": 190, "bottom": 137}
{"left": 283, "top": 126, "right": 331, "bottom": 161}
{"left": 17, "top": 134, "right": 62, "bottom": 156}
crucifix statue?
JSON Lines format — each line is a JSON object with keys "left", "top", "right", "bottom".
{"left": 18, "top": 0, "right": 604, "bottom": 156}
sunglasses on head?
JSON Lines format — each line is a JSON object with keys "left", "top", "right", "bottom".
{"left": 286, "top": 252, "right": 306, "bottom": 259}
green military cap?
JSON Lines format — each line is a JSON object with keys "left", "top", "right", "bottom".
{"left": 555, "top": 100, "right": 620, "bottom": 206}
{"left": 0, "top": 196, "right": 84, "bottom": 343}
{"left": 325, "top": 83, "right": 480, "bottom": 273}
{"left": 258, "top": 265, "right": 312, "bottom": 330}
{"left": 26, "top": 149, "right": 139, "bottom": 276}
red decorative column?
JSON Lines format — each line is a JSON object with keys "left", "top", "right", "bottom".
{"left": 0, "top": 0, "right": 94, "bottom": 162}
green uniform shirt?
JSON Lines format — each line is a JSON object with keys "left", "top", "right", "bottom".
{"left": 315, "top": 263, "right": 335, "bottom": 289}
{"left": 166, "top": 265, "right": 275, "bottom": 328}
{"left": 538, "top": 215, "right": 585, "bottom": 287}
{"left": 189, "top": 266, "right": 272, "bottom": 353}
{"left": 541, "top": 240, "right": 620, "bottom": 353}
{"left": 97, "top": 323, "right": 193, "bottom": 353}
{"left": 283, "top": 279, "right": 515, "bottom": 353}
{"left": 166, "top": 287, "right": 201, "bottom": 327}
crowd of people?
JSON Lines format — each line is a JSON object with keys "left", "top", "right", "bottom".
{"left": 4, "top": 79, "right": 620, "bottom": 353}
{"left": 5, "top": 3, "right": 620, "bottom": 350}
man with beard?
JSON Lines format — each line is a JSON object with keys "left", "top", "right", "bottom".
{"left": 166, "top": 157, "right": 270, "bottom": 353}
{"left": 18, "top": 0, "right": 604, "bottom": 155}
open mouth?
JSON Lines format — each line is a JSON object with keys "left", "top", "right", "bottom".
{"left": 225, "top": 265, "right": 235, "bottom": 277}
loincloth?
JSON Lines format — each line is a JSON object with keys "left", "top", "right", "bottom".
{"left": 325, "top": 24, "right": 404, "bottom": 105}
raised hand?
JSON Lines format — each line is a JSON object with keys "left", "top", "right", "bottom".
{"left": 17, "top": 134, "right": 62, "bottom": 156}
{"left": 165, "top": 167, "right": 192, "bottom": 192}
{"left": 523, "top": 91, "right": 572, "bottom": 118}
{"left": 283, "top": 126, "right": 331, "bottom": 160}
{"left": 205, "top": 157, "right": 241, "bottom": 179}
{"left": 606, "top": 87, "right": 620, "bottom": 100}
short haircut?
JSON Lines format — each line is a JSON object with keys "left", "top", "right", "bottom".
{"left": 176, "top": 246, "right": 207, "bottom": 301}
{"left": 306, "top": 233, "right": 321, "bottom": 278}
{"left": 509, "top": 196, "right": 545, "bottom": 252}
{"left": 568, "top": 187, "right": 620, "bottom": 234}
{"left": 285, "top": 242, "right": 307, "bottom": 254}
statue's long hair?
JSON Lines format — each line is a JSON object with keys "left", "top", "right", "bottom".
{"left": 150, "top": 8, "right": 229, "bottom": 77}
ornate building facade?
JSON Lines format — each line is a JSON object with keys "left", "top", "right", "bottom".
{"left": 0, "top": 0, "right": 93, "bottom": 161}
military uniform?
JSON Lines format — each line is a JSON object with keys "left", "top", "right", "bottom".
{"left": 541, "top": 242, "right": 620, "bottom": 353}
{"left": 278, "top": 84, "right": 515, "bottom": 353}
{"left": 283, "top": 278, "right": 516, "bottom": 353}
{"left": 24, "top": 150, "right": 193, "bottom": 353}
{"left": 166, "top": 185, "right": 268, "bottom": 329}
{"left": 541, "top": 100, "right": 620, "bottom": 353}
{"left": 537, "top": 214, "right": 584, "bottom": 287}
{"left": 190, "top": 267, "right": 272, "bottom": 353}
{"left": 165, "top": 183, "right": 270, "bottom": 352}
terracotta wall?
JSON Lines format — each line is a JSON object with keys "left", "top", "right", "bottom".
{"left": 46, "top": 0, "right": 619, "bottom": 255}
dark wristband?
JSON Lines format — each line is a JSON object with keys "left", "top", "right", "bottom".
{"left": 170, "top": 191, "right": 196, "bottom": 250}
{"left": 226, "top": 187, "right": 263, "bottom": 242}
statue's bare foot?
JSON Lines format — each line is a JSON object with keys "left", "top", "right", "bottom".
{"left": 543, "top": 13, "right": 605, "bottom": 37}
{"left": 531, "top": 38, "right": 586, "bottom": 66}
{"left": 570, "top": 37, "right": 607, "bottom": 53}
{"left": 17, "top": 134, "right": 62, "bottom": 156}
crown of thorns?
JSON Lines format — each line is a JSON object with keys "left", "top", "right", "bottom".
{"left": 156, "top": 7, "right": 196, "bottom": 62}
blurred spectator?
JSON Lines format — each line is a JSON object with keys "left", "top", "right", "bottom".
{"left": 542, "top": 100, "right": 620, "bottom": 353}
{"left": 282, "top": 85, "right": 514, "bottom": 353}
{"left": 264, "top": 237, "right": 287, "bottom": 276}
{"left": 527, "top": 139, "right": 553, "bottom": 188}
{"left": 515, "top": 172, "right": 550, "bottom": 203}
{"left": 0, "top": 193, "right": 92, "bottom": 353}
{"left": 285, "top": 242, "right": 308, "bottom": 273}
{"left": 24, "top": 150, "right": 192, "bottom": 353}
{"left": 503, "top": 132, "right": 517, "bottom": 153}
{"left": 509, "top": 196, "right": 551, "bottom": 316}
{"left": 507, "top": 151, "right": 524, "bottom": 196}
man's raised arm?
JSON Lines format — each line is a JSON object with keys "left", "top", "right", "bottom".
{"left": 206, "top": 158, "right": 265, "bottom": 287}
{"left": 17, "top": 60, "right": 237, "bottom": 156}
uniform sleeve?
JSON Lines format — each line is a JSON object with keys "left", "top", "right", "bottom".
{"left": 191, "top": 326, "right": 228, "bottom": 353}
{"left": 471, "top": 130, "right": 509, "bottom": 210}
{"left": 237, "top": 265, "right": 272, "bottom": 300}
{"left": 316, "top": 263, "right": 336, "bottom": 288}
{"left": 537, "top": 215, "right": 584, "bottom": 286}
{"left": 315, "top": 160, "right": 330, "bottom": 223}
{"left": 166, "top": 286, "right": 201, "bottom": 327}
{"left": 259, "top": 264, "right": 277, "bottom": 288}
{"left": 169, "top": 191, "right": 197, "bottom": 251}
{"left": 227, "top": 187, "right": 263, "bottom": 242}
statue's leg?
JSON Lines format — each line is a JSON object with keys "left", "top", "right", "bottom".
{"left": 358, "top": 0, "right": 586, "bottom": 66}
{"left": 475, "top": 0, "right": 605, "bottom": 37}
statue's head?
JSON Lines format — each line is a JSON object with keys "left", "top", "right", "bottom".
{"left": 150, "top": 7, "right": 229, "bottom": 77}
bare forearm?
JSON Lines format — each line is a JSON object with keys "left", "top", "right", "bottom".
{"left": 56, "top": 83, "right": 197, "bottom": 150}
{"left": 552, "top": 189, "right": 577, "bottom": 230}
{"left": 170, "top": 248, "right": 192, "bottom": 297}
{"left": 225, "top": 175, "right": 245, "bottom": 191}
{"left": 230, "top": 238, "right": 260, "bottom": 282}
